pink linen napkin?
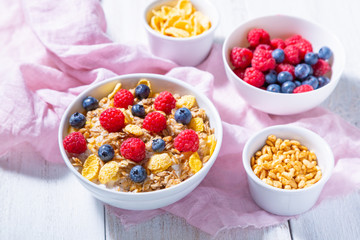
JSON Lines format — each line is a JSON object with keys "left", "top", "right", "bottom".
{"left": 1, "top": 0, "right": 360, "bottom": 236}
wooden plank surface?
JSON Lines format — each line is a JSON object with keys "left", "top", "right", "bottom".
{"left": 0, "top": 148, "right": 105, "bottom": 240}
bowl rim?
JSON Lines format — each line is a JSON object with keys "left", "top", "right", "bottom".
{"left": 58, "top": 73, "right": 223, "bottom": 197}
{"left": 242, "top": 124, "right": 334, "bottom": 194}
{"left": 222, "top": 14, "right": 346, "bottom": 96}
{"left": 143, "top": 0, "right": 220, "bottom": 42}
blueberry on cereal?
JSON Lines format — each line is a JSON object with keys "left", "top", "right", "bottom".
{"left": 130, "top": 165, "right": 147, "bottom": 183}
{"left": 69, "top": 112, "right": 86, "bottom": 129}
{"left": 131, "top": 104, "right": 146, "bottom": 118}
{"left": 135, "top": 84, "right": 150, "bottom": 99}
{"left": 82, "top": 96, "right": 99, "bottom": 111}
{"left": 98, "top": 144, "right": 115, "bottom": 162}
{"left": 175, "top": 107, "right": 192, "bottom": 125}
{"left": 152, "top": 139, "right": 166, "bottom": 152}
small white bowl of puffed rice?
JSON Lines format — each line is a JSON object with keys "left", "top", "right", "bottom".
{"left": 242, "top": 125, "right": 334, "bottom": 216}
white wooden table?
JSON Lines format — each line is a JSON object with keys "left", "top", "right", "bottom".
{"left": 1, "top": 0, "right": 360, "bottom": 239}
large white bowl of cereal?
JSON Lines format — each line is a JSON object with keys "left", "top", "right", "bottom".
{"left": 58, "top": 73, "right": 222, "bottom": 210}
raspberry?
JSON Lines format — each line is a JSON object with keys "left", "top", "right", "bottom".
{"left": 63, "top": 132, "right": 87, "bottom": 154}
{"left": 120, "top": 138, "right": 145, "bottom": 162}
{"left": 143, "top": 111, "right": 167, "bottom": 133}
{"left": 285, "top": 35, "right": 312, "bottom": 60}
{"left": 284, "top": 35, "right": 303, "bottom": 46}
{"left": 233, "top": 68, "right": 246, "bottom": 79}
{"left": 284, "top": 45, "right": 301, "bottom": 65}
{"left": 174, "top": 129, "right": 199, "bottom": 152}
{"left": 255, "top": 44, "right": 272, "bottom": 51}
{"left": 154, "top": 91, "right": 176, "bottom": 114}
{"left": 293, "top": 84, "right": 314, "bottom": 93}
{"left": 114, "top": 89, "right": 134, "bottom": 108}
{"left": 230, "top": 47, "right": 253, "bottom": 68}
{"left": 99, "top": 108, "right": 125, "bottom": 132}
{"left": 276, "top": 63, "right": 295, "bottom": 77}
{"left": 247, "top": 28, "right": 270, "bottom": 48}
{"left": 270, "top": 38, "right": 286, "bottom": 49}
{"left": 293, "top": 38, "right": 312, "bottom": 60}
{"left": 244, "top": 67, "right": 265, "bottom": 88}
{"left": 251, "top": 48, "right": 276, "bottom": 72}
{"left": 312, "top": 59, "right": 331, "bottom": 77}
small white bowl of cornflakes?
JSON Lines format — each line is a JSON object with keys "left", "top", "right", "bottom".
{"left": 143, "top": 0, "right": 219, "bottom": 66}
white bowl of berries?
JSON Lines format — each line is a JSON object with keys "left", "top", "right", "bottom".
{"left": 222, "top": 14, "right": 345, "bottom": 115}
{"left": 58, "top": 73, "right": 222, "bottom": 210}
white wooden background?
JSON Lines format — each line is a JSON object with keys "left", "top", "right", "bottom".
{"left": 1, "top": 0, "right": 360, "bottom": 239}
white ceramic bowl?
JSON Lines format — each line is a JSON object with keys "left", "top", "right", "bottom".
{"left": 242, "top": 125, "right": 334, "bottom": 216}
{"left": 58, "top": 73, "right": 223, "bottom": 210}
{"left": 222, "top": 15, "right": 346, "bottom": 115}
{"left": 143, "top": 0, "right": 219, "bottom": 66}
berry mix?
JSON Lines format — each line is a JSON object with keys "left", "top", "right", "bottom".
{"left": 63, "top": 79, "right": 216, "bottom": 192}
{"left": 230, "top": 28, "right": 333, "bottom": 93}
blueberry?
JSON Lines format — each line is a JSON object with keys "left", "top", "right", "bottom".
{"left": 135, "top": 84, "right": 150, "bottom": 99}
{"left": 265, "top": 70, "right": 277, "bottom": 84}
{"left": 130, "top": 165, "right": 147, "bottom": 183}
{"left": 318, "top": 76, "right": 330, "bottom": 88}
{"left": 302, "top": 76, "right": 319, "bottom": 89}
{"left": 131, "top": 104, "right": 146, "bottom": 118}
{"left": 277, "top": 71, "right": 293, "bottom": 84}
{"left": 304, "top": 52, "right": 318, "bottom": 65}
{"left": 272, "top": 49, "right": 285, "bottom": 63}
{"left": 174, "top": 107, "right": 192, "bottom": 125}
{"left": 98, "top": 144, "right": 115, "bottom": 162}
{"left": 82, "top": 96, "right": 99, "bottom": 111}
{"left": 294, "top": 80, "right": 302, "bottom": 87}
{"left": 295, "top": 63, "right": 312, "bottom": 80}
{"left": 152, "top": 139, "right": 166, "bottom": 152}
{"left": 318, "top": 46, "right": 332, "bottom": 60}
{"left": 266, "top": 84, "right": 281, "bottom": 93}
{"left": 69, "top": 112, "right": 86, "bottom": 129}
{"left": 281, "top": 81, "right": 296, "bottom": 93}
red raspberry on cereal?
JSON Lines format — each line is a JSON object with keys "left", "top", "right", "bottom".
{"left": 247, "top": 28, "right": 271, "bottom": 48}
{"left": 312, "top": 59, "right": 331, "bottom": 77}
{"left": 270, "top": 38, "right": 286, "bottom": 49}
{"left": 114, "top": 89, "right": 134, "bottom": 108}
{"left": 293, "top": 84, "right": 314, "bottom": 93}
{"left": 120, "top": 138, "right": 146, "bottom": 162}
{"left": 233, "top": 68, "right": 246, "bottom": 79}
{"left": 251, "top": 48, "right": 276, "bottom": 72}
{"left": 100, "top": 108, "right": 125, "bottom": 132}
{"left": 143, "top": 111, "right": 167, "bottom": 133}
{"left": 284, "top": 45, "right": 301, "bottom": 65}
{"left": 244, "top": 67, "right": 265, "bottom": 88}
{"left": 174, "top": 129, "right": 199, "bottom": 152}
{"left": 154, "top": 91, "right": 176, "bottom": 114}
{"left": 63, "top": 132, "right": 87, "bottom": 154}
{"left": 276, "top": 63, "right": 295, "bottom": 78}
{"left": 230, "top": 47, "right": 253, "bottom": 68}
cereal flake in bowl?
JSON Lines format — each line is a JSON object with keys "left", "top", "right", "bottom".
{"left": 58, "top": 73, "right": 222, "bottom": 210}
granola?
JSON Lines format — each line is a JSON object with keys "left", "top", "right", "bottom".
{"left": 64, "top": 78, "right": 216, "bottom": 193}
